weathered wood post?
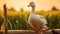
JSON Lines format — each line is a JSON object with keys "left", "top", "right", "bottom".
{"left": 3, "top": 4, "right": 8, "bottom": 34}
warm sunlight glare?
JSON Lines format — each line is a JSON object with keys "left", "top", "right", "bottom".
{"left": 0, "top": 0, "right": 60, "bottom": 11}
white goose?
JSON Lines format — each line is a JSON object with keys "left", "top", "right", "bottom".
{"left": 28, "top": 2, "right": 48, "bottom": 34}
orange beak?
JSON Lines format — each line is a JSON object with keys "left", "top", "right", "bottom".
{"left": 28, "top": 5, "right": 30, "bottom": 7}
{"left": 28, "top": 4, "right": 31, "bottom": 7}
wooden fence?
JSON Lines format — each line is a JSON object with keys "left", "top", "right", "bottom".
{"left": 0, "top": 29, "right": 60, "bottom": 34}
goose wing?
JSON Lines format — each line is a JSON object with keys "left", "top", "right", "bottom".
{"left": 36, "top": 15, "right": 48, "bottom": 30}
{"left": 36, "top": 15, "right": 47, "bottom": 25}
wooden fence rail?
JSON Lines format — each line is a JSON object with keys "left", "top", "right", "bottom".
{"left": 0, "top": 29, "right": 60, "bottom": 34}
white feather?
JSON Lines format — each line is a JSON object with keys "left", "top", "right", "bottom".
{"left": 28, "top": 13, "right": 47, "bottom": 29}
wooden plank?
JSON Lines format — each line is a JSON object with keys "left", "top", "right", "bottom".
{"left": 0, "top": 29, "right": 60, "bottom": 34}
{"left": 8, "top": 30, "right": 38, "bottom": 34}
{"left": 0, "top": 30, "right": 37, "bottom": 34}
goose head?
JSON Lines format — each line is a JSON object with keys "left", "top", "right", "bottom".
{"left": 28, "top": 2, "right": 35, "bottom": 8}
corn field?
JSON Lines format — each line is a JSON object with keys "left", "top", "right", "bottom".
{"left": 0, "top": 11, "right": 60, "bottom": 30}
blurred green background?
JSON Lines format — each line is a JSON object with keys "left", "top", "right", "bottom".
{"left": 0, "top": 11, "right": 60, "bottom": 30}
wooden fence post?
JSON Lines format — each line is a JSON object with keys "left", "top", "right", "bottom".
{"left": 3, "top": 4, "right": 8, "bottom": 34}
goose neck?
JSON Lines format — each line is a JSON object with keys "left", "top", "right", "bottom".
{"left": 31, "top": 7, "right": 35, "bottom": 14}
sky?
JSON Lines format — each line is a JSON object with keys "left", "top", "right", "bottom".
{"left": 0, "top": 0, "right": 60, "bottom": 11}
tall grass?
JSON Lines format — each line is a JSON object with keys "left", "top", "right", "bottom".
{"left": 0, "top": 11, "right": 60, "bottom": 30}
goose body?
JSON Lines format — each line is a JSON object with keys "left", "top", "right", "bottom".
{"left": 28, "top": 12, "right": 47, "bottom": 30}
{"left": 28, "top": 2, "right": 48, "bottom": 34}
